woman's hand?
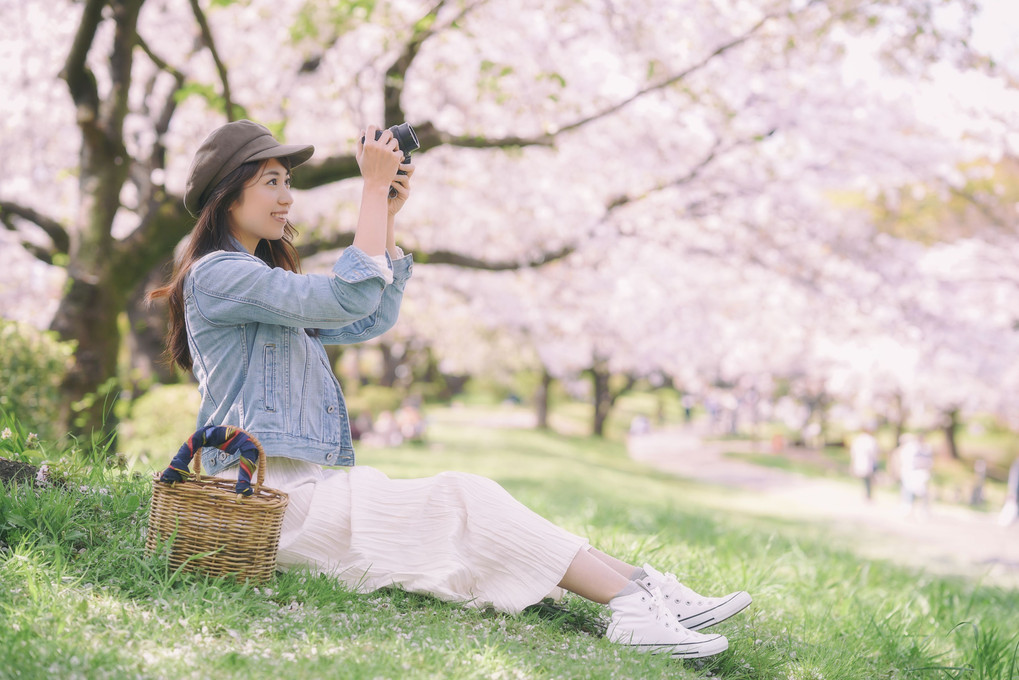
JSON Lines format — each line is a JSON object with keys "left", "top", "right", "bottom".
{"left": 387, "top": 161, "right": 414, "bottom": 216}
{"left": 353, "top": 125, "right": 402, "bottom": 257}
{"left": 356, "top": 125, "right": 403, "bottom": 191}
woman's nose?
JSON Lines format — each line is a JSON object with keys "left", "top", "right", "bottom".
{"left": 279, "top": 186, "right": 293, "bottom": 205}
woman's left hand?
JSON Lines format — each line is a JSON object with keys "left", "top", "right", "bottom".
{"left": 388, "top": 161, "right": 415, "bottom": 216}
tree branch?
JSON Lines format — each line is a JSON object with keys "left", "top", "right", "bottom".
{"left": 60, "top": 0, "right": 104, "bottom": 114}
{"left": 189, "top": 0, "right": 236, "bottom": 120}
{"left": 113, "top": 193, "right": 191, "bottom": 290}
{"left": 557, "top": 12, "right": 777, "bottom": 136}
{"left": 294, "top": 230, "right": 573, "bottom": 270}
{"left": 383, "top": 0, "right": 490, "bottom": 125}
{"left": 137, "top": 35, "right": 187, "bottom": 83}
{"left": 603, "top": 127, "right": 775, "bottom": 217}
{"left": 949, "top": 185, "right": 1009, "bottom": 229}
{"left": 136, "top": 35, "right": 188, "bottom": 177}
{"left": 0, "top": 200, "right": 71, "bottom": 255}
{"left": 295, "top": 129, "right": 769, "bottom": 269}
{"left": 1, "top": 213, "right": 55, "bottom": 265}
{"left": 290, "top": 155, "right": 362, "bottom": 191}
{"left": 294, "top": 6, "right": 777, "bottom": 189}
{"left": 384, "top": 0, "right": 449, "bottom": 126}
{"left": 415, "top": 244, "right": 575, "bottom": 270}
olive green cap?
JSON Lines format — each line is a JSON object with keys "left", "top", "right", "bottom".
{"left": 184, "top": 119, "right": 314, "bottom": 216}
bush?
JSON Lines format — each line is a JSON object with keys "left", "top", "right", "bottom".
{"left": 345, "top": 384, "right": 404, "bottom": 419}
{"left": 118, "top": 384, "right": 200, "bottom": 470}
{"left": 0, "top": 319, "right": 75, "bottom": 443}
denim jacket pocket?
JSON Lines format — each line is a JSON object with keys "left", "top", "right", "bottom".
{"left": 262, "top": 343, "right": 277, "bottom": 412}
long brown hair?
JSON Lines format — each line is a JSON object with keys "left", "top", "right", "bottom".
{"left": 148, "top": 158, "right": 302, "bottom": 372}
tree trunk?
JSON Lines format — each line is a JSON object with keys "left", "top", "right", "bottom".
{"left": 50, "top": 275, "right": 126, "bottom": 440}
{"left": 535, "top": 368, "right": 552, "bottom": 430}
{"left": 942, "top": 408, "right": 961, "bottom": 460}
{"left": 591, "top": 364, "right": 611, "bottom": 437}
{"left": 49, "top": 0, "right": 145, "bottom": 446}
{"left": 125, "top": 261, "right": 177, "bottom": 392}
{"left": 891, "top": 392, "right": 908, "bottom": 446}
{"left": 378, "top": 343, "right": 400, "bottom": 388}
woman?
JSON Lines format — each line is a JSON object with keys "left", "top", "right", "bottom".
{"left": 150, "top": 119, "right": 751, "bottom": 659}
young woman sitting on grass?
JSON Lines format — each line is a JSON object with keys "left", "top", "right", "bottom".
{"left": 149, "top": 119, "right": 752, "bottom": 659}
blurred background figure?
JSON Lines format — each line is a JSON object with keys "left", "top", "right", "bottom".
{"left": 396, "top": 399, "right": 427, "bottom": 443}
{"left": 970, "top": 459, "right": 986, "bottom": 508}
{"left": 850, "top": 426, "right": 880, "bottom": 501}
{"left": 896, "top": 433, "right": 934, "bottom": 519}
{"left": 628, "top": 415, "right": 651, "bottom": 437}
{"left": 999, "top": 459, "right": 1019, "bottom": 527}
{"left": 681, "top": 394, "right": 695, "bottom": 424}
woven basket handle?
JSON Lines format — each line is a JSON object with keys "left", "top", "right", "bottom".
{"left": 158, "top": 426, "right": 266, "bottom": 496}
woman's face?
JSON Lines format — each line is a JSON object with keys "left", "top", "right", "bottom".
{"left": 228, "top": 158, "right": 293, "bottom": 253}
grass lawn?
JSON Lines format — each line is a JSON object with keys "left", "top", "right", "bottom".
{"left": 2, "top": 404, "right": 1018, "bottom": 679}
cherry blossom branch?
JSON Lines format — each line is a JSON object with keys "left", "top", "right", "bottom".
{"left": 188, "top": 0, "right": 237, "bottom": 120}
{"left": 0, "top": 200, "right": 70, "bottom": 265}
{"left": 296, "top": 3, "right": 788, "bottom": 189}
{"left": 948, "top": 186, "right": 1009, "bottom": 229}
{"left": 411, "top": 244, "right": 575, "bottom": 270}
{"left": 60, "top": 0, "right": 103, "bottom": 118}
{"left": 384, "top": 0, "right": 451, "bottom": 126}
{"left": 0, "top": 222, "right": 56, "bottom": 266}
{"left": 134, "top": 36, "right": 187, "bottom": 186}
{"left": 294, "top": 230, "right": 574, "bottom": 270}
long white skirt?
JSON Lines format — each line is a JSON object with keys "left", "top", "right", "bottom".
{"left": 263, "top": 457, "right": 589, "bottom": 614}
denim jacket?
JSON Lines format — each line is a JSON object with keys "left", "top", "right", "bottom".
{"left": 184, "top": 241, "right": 412, "bottom": 475}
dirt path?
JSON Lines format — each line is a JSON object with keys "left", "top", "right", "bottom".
{"left": 628, "top": 425, "right": 1019, "bottom": 590}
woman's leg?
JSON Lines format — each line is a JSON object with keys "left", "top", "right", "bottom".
{"left": 587, "top": 547, "right": 639, "bottom": 579}
{"left": 558, "top": 547, "right": 631, "bottom": 603}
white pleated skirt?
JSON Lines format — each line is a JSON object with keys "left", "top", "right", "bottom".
{"left": 263, "top": 457, "right": 589, "bottom": 614}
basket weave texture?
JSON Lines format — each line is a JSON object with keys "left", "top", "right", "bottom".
{"left": 146, "top": 426, "right": 289, "bottom": 582}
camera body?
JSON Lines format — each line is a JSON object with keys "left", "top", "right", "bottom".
{"left": 362, "top": 123, "right": 419, "bottom": 197}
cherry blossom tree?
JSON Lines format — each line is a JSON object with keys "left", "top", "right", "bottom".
{"left": 1, "top": 0, "right": 1016, "bottom": 445}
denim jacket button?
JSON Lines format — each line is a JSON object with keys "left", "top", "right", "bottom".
{"left": 218, "top": 452, "right": 229, "bottom": 462}
{"left": 325, "top": 452, "right": 337, "bottom": 463}
{"left": 327, "top": 405, "right": 336, "bottom": 413}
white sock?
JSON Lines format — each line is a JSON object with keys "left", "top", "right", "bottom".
{"left": 612, "top": 580, "right": 644, "bottom": 600}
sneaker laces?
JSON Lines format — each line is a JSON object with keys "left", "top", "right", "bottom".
{"left": 651, "top": 570, "right": 708, "bottom": 608}
{"left": 641, "top": 584, "right": 694, "bottom": 636}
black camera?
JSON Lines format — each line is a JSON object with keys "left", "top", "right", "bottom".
{"left": 362, "top": 123, "right": 419, "bottom": 198}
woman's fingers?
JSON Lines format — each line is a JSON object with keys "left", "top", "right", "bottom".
{"left": 357, "top": 125, "right": 403, "bottom": 183}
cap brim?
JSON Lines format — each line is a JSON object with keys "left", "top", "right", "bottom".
{"left": 248, "top": 143, "right": 315, "bottom": 169}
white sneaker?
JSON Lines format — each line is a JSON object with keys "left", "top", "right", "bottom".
{"left": 637, "top": 564, "right": 752, "bottom": 631}
{"left": 607, "top": 581, "right": 729, "bottom": 658}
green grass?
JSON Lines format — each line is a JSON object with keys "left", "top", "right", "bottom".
{"left": 2, "top": 406, "right": 1019, "bottom": 679}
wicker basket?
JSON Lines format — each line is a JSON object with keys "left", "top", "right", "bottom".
{"left": 146, "top": 426, "right": 289, "bottom": 582}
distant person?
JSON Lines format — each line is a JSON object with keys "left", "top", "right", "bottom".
{"left": 628, "top": 415, "right": 651, "bottom": 437}
{"left": 396, "top": 401, "right": 426, "bottom": 442}
{"left": 149, "top": 119, "right": 751, "bottom": 659}
{"left": 970, "top": 459, "right": 986, "bottom": 507}
{"left": 850, "top": 428, "right": 879, "bottom": 501}
{"left": 999, "top": 459, "right": 1019, "bottom": 527}
{"left": 895, "top": 433, "right": 933, "bottom": 517}
{"left": 681, "top": 394, "right": 695, "bottom": 424}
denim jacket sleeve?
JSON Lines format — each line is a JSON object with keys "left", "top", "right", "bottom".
{"left": 189, "top": 246, "right": 394, "bottom": 329}
{"left": 316, "top": 251, "right": 413, "bottom": 345}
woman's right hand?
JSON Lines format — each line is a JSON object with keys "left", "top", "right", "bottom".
{"left": 356, "top": 125, "right": 403, "bottom": 190}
